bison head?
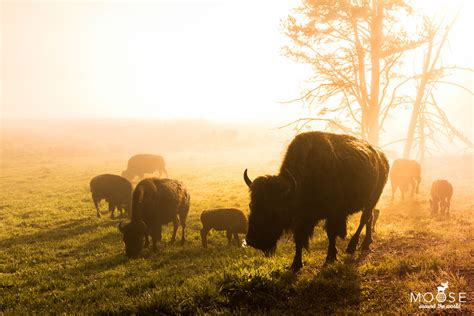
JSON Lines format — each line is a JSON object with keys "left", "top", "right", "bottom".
{"left": 118, "top": 221, "right": 147, "bottom": 258}
{"left": 243, "top": 169, "right": 296, "bottom": 255}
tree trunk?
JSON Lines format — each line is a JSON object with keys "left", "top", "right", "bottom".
{"left": 367, "top": 0, "right": 383, "bottom": 146}
{"left": 403, "top": 36, "right": 433, "bottom": 159}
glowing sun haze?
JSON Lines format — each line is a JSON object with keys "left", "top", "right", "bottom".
{"left": 1, "top": 0, "right": 309, "bottom": 122}
{"left": 1, "top": 0, "right": 472, "bottom": 128}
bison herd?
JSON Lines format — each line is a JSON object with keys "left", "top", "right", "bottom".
{"left": 89, "top": 132, "right": 454, "bottom": 272}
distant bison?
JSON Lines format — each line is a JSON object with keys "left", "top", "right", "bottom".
{"left": 390, "top": 159, "right": 421, "bottom": 200}
{"left": 118, "top": 178, "right": 189, "bottom": 258}
{"left": 121, "top": 154, "right": 168, "bottom": 181}
{"left": 244, "top": 131, "right": 389, "bottom": 272}
{"left": 200, "top": 208, "right": 248, "bottom": 248}
{"left": 90, "top": 174, "right": 132, "bottom": 218}
{"left": 430, "top": 179, "right": 453, "bottom": 215}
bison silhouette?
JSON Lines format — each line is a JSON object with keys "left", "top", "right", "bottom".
{"left": 119, "top": 178, "right": 189, "bottom": 258}
{"left": 430, "top": 179, "right": 453, "bottom": 215}
{"left": 90, "top": 174, "right": 132, "bottom": 218}
{"left": 122, "top": 154, "right": 168, "bottom": 181}
{"left": 244, "top": 131, "right": 389, "bottom": 272}
{"left": 390, "top": 159, "right": 421, "bottom": 200}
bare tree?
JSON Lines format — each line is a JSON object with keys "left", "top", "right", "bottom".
{"left": 282, "top": 0, "right": 425, "bottom": 145}
{"left": 402, "top": 15, "right": 474, "bottom": 160}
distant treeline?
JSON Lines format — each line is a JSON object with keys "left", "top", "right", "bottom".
{"left": 1, "top": 118, "right": 291, "bottom": 159}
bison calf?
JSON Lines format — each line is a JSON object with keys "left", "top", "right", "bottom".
{"left": 90, "top": 174, "right": 132, "bottom": 218}
{"left": 430, "top": 180, "right": 453, "bottom": 215}
{"left": 200, "top": 208, "right": 248, "bottom": 248}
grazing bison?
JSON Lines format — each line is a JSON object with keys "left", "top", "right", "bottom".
{"left": 390, "top": 159, "right": 421, "bottom": 200}
{"left": 200, "top": 208, "right": 248, "bottom": 248}
{"left": 243, "top": 131, "right": 389, "bottom": 272}
{"left": 430, "top": 179, "right": 453, "bottom": 215}
{"left": 122, "top": 154, "right": 168, "bottom": 181}
{"left": 90, "top": 174, "right": 132, "bottom": 218}
{"left": 118, "top": 178, "right": 189, "bottom": 258}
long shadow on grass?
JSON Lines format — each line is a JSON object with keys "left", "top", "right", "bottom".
{"left": 0, "top": 218, "right": 118, "bottom": 248}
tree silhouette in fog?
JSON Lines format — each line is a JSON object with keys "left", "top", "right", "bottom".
{"left": 402, "top": 15, "right": 473, "bottom": 160}
{"left": 282, "top": 0, "right": 472, "bottom": 155}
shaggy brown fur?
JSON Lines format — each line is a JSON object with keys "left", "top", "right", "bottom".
{"left": 244, "top": 131, "right": 389, "bottom": 272}
{"left": 200, "top": 208, "right": 248, "bottom": 248}
{"left": 121, "top": 154, "right": 168, "bottom": 181}
{"left": 118, "top": 178, "right": 189, "bottom": 258}
{"left": 390, "top": 159, "right": 421, "bottom": 200}
{"left": 90, "top": 174, "right": 132, "bottom": 218}
{"left": 430, "top": 179, "right": 453, "bottom": 215}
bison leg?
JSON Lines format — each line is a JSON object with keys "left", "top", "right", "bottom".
{"left": 291, "top": 239, "right": 303, "bottom": 273}
{"left": 390, "top": 181, "right": 397, "bottom": 201}
{"left": 170, "top": 218, "right": 179, "bottom": 243}
{"left": 144, "top": 235, "right": 150, "bottom": 248}
{"left": 151, "top": 226, "right": 162, "bottom": 252}
{"left": 201, "top": 227, "right": 210, "bottom": 248}
{"left": 410, "top": 179, "right": 416, "bottom": 197}
{"left": 361, "top": 214, "right": 373, "bottom": 251}
{"left": 325, "top": 220, "right": 338, "bottom": 264}
{"left": 180, "top": 221, "right": 186, "bottom": 246}
{"left": 233, "top": 233, "right": 240, "bottom": 247}
{"left": 151, "top": 237, "right": 158, "bottom": 252}
{"left": 93, "top": 196, "right": 101, "bottom": 218}
{"left": 226, "top": 230, "right": 232, "bottom": 245}
{"left": 108, "top": 202, "right": 115, "bottom": 219}
{"left": 346, "top": 208, "right": 372, "bottom": 254}
{"left": 372, "top": 209, "right": 380, "bottom": 233}
{"left": 291, "top": 219, "right": 316, "bottom": 272}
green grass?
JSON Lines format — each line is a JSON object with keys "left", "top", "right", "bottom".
{"left": 0, "top": 153, "right": 473, "bottom": 314}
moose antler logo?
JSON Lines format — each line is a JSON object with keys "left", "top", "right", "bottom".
{"left": 437, "top": 281, "right": 449, "bottom": 293}
{"left": 436, "top": 281, "right": 449, "bottom": 302}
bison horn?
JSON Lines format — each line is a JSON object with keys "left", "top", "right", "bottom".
{"left": 243, "top": 169, "right": 253, "bottom": 188}
{"left": 284, "top": 168, "right": 297, "bottom": 194}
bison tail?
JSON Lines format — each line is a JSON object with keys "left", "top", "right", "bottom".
{"left": 131, "top": 180, "right": 157, "bottom": 221}
{"left": 133, "top": 180, "right": 157, "bottom": 205}
{"left": 132, "top": 185, "right": 145, "bottom": 207}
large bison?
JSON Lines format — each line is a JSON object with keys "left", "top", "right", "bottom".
{"left": 118, "top": 178, "right": 189, "bottom": 258}
{"left": 243, "top": 131, "right": 389, "bottom": 272}
{"left": 430, "top": 179, "right": 453, "bottom": 215}
{"left": 390, "top": 159, "right": 421, "bottom": 200}
{"left": 90, "top": 174, "right": 132, "bottom": 218}
{"left": 200, "top": 208, "right": 248, "bottom": 248}
{"left": 121, "top": 154, "right": 168, "bottom": 181}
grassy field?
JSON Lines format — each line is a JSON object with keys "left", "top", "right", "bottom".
{"left": 0, "top": 150, "right": 473, "bottom": 314}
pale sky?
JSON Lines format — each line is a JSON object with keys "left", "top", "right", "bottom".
{"left": 1, "top": 0, "right": 308, "bottom": 122}
{"left": 0, "top": 0, "right": 472, "bottom": 133}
